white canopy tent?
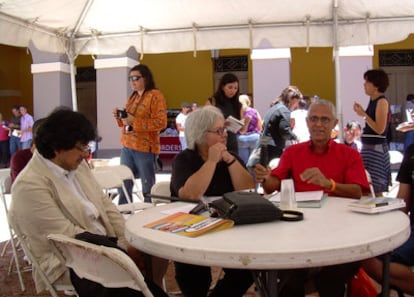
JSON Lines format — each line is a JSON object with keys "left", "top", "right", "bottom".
{"left": 1, "top": 0, "right": 414, "bottom": 121}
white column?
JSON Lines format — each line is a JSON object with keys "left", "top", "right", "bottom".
{"left": 94, "top": 53, "right": 138, "bottom": 155}
{"left": 251, "top": 47, "right": 291, "bottom": 117}
{"left": 338, "top": 46, "right": 373, "bottom": 130}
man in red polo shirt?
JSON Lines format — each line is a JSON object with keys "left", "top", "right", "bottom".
{"left": 254, "top": 99, "right": 370, "bottom": 297}
{"left": 255, "top": 99, "right": 369, "bottom": 198}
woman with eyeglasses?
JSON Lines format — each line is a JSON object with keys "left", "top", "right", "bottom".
{"left": 170, "top": 105, "right": 254, "bottom": 297}
{"left": 112, "top": 64, "right": 167, "bottom": 204}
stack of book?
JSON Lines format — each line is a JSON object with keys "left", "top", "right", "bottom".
{"left": 144, "top": 212, "right": 234, "bottom": 237}
{"left": 348, "top": 197, "right": 406, "bottom": 214}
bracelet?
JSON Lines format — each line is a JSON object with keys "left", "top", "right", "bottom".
{"left": 227, "top": 158, "right": 236, "bottom": 167}
{"left": 329, "top": 178, "right": 336, "bottom": 192}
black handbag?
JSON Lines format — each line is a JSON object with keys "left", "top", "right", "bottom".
{"left": 208, "top": 191, "right": 281, "bottom": 225}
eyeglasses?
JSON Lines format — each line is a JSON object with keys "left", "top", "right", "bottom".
{"left": 308, "top": 116, "right": 332, "bottom": 124}
{"left": 207, "top": 127, "right": 227, "bottom": 136}
{"left": 75, "top": 144, "right": 91, "bottom": 154}
{"left": 128, "top": 75, "right": 142, "bottom": 81}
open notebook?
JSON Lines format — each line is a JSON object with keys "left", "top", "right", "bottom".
{"left": 267, "top": 190, "right": 327, "bottom": 208}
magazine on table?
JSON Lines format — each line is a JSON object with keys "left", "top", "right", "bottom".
{"left": 144, "top": 212, "right": 234, "bottom": 237}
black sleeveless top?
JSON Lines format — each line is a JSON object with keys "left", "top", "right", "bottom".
{"left": 361, "top": 95, "right": 389, "bottom": 145}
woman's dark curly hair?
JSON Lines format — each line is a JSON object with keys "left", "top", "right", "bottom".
{"left": 364, "top": 69, "right": 389, "bottom": 93}
{"left": 35, "top": 108, "right": 96, "bottom": 159}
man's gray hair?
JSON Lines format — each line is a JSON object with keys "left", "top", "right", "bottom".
{"left": 185, "top": 106, "right": 224, "bottom": 150}
{"left": 308, "top": 99, "right": 337, "bottom": 120}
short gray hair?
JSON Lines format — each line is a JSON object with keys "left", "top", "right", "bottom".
{"left": 308, "top": 99, "right": 337, "bottom": 120}
{"left": 185, "top": 106, "right": 224, "bottom": 150}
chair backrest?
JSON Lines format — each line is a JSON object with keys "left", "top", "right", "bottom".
{"left": 9, "top": 218, "right": 75, "bottom": 297}
{"left": 111, "top": 165, "right": 144, "bottom": 202}
{"left": 0, "top": 168, "right": 11, "bottom": 194}
{"left": 365, "top": 170, "right": 376, "bottom": 198}
{"left": 150, "top": 181, "right": 171, "bottom": 205}
{"left": 47, "top": 234, "right": 153, "bottom": 297}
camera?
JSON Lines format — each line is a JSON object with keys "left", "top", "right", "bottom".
{"left": 116, "top": 108, "right": 128, "bottom": 119}
{"left": 116, "top": 108, "right": 133, "bottom": 132}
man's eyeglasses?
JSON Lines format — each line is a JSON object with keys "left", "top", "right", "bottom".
{"left": 207, "top": 127, "right": 227, "bottom": 136}
{"left": 128, "top": 75, "right": 142, "bottom": 81}
{"left": 75, "top": 144, "right": 91, "bottom": 154}
{"left": 308, "top": 116, "right": 332, "bottom": 124}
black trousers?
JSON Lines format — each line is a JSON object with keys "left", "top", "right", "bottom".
{"left": 70, "top": 232, "right": 168, "bottom": 297}
{"left": 278, "top": 262, "right": 360, "bottom": 297}
{"left": 174, "top": 262, "right": 253, "bottom": 297}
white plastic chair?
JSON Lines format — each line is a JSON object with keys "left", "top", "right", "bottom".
{"left": 365, "top": 170, "right": 376, "bottom": 198}
{"left": 150, "top": 181, "right": 171, "bottom": 205}
{"left": 92, "top": 166, "right": 151, "bottom": 214}
{"left": 9, "top": 219, "right": 76, "bottom": 297}
{"left": 47, "top": 233, "right": 154, "bottom": 297}
{"left": 0, "top": 173, "right": 26, "bottom": 292}
{"left": 111, "top": 164, "right": 145, "bottom": 202}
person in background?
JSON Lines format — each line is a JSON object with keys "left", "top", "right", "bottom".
{"left": 10, "top": 118, "right": 45, "bottom": 184}
{"left": 175, "top": 102, "right": 191, "bottom": 150}
{"left": 0, "top": 113, "right": 10, "bottom": 168}
{"left": 261, "top": 86, "right": 300, "bottom": 161}
{"left": 191, "top": 101, "right": 199, "bottom": 111}
{"left": 353, "top": 68, "right": 390, "bottom": 197}
{"left": 254, "top": 99, "right": 369, "bottom": 297}
{"left": 170, "top": 106, "right": 254, "bottom": 297}
{"left": 290, "top": 98, "right": 310, "bottom": 143}
{"left": 9, "top": 109, "right": 168, "bottom": 297}
{"left": 8, "top": 105, "right": 21, "bottom": 157}
{"left": 206, "top": 73, "right": 242, "bottom": 154}
{"left": 160, "top": 121, "right": 178, "bottom": 136}
{"left": 113, "top": 64, "right": 167, "bottom": 204}
{"left": 237, "top": 94, "right": 262, "bottom": 164}
{"left": 362, "top": 142, "right": 414, "bottom": 295}
{"left": 403, "top": 94, "right": 414, "bottom": 149}
{"left": 330, "top": 123, "right": 340, "bottom": 140}
{"left": 343, "top": 120, "right": 362, "bottom": 152}
{"left": 19, "top": 105, "right": 34, "bottom": 150}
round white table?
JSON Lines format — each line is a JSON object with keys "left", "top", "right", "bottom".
{"left": 125, "top": 197, "right": 410, "bottom": 296}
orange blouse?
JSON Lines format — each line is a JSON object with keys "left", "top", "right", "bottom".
{"left": 117, "top": 89, "right": 167, "bottom": 154}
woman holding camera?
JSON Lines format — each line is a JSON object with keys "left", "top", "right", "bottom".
{"left": 113, "top": 64, "right": 167, "bottom": 204}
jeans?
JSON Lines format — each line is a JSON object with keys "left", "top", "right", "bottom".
{"left": 9, "top": 135, "right": 21, "bottom": 157}
{"left": 119, "top": 147, "right": 156, "bottom": 204}
{"left": 21, "top": 139, "right": 32, "bottom": 150}
{"left": 179, "top": 135, "right": 187, "bottom": 150}
{"left": 237, "top": 133, "right": 260, "bottom": 164}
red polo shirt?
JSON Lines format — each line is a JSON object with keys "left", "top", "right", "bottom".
{"left": 271, "top": 140, "right": 370, "bottom": 194}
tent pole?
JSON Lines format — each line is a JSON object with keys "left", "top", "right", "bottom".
{"left": 69, "top": 60, "right": 78, "bottom": 111}
{"left": 333, "top": 0, "right": 343, "bottom": 141}
{"left": 67, "top": 39, "right": 78, "bottom": 111}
